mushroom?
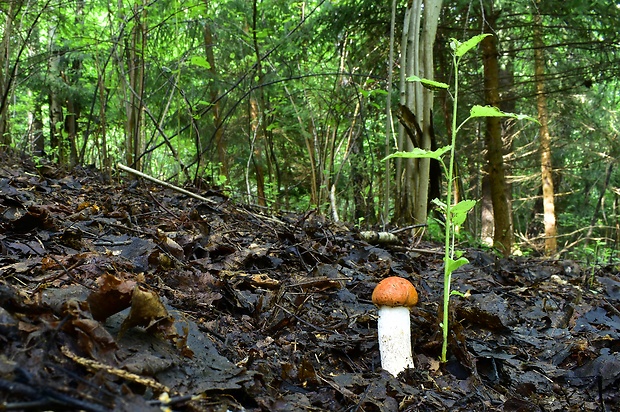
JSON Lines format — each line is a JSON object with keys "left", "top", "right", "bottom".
{"left": 371, "top": 276, "right": 418, "bottom": 376}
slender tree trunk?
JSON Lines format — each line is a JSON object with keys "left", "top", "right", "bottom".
{"left": 480, "top": 175, "right": 494, "bottom": 245}
{"left": 125, "top": 1, "right": 146, "bottom": 169}
{"left": 324, "top": 35, "right": 351, "bottom": 218}
{"left": 584, "top": 162, "right": 614, "bottom": 249}
{"left": 248, "top": 97, "right": 266, "bottom": 205}
{"left": 395, "top": 0, "right": 442, "bottom": 225}
{"left": 413, "top": 0, "right": 442, "bottom": 226}
{"left": 97, "top": 60, "right": 110, "bottom": 174}
{"left": 351, "top": 128, "right": 372, "bottom": 223}
{"left": 284, "top": 82, "right": 319, "bottom": 207}
{"left": 30, "top": 100, "right": 44, "bottom": 156}
{"left": 48, "top": 43, "right": 64, "bottom": 163}
{"left": 0, "top": 0, "right": 18, "bottom": 148}
{"left": 65, "top": 98, "right": 79, "bottom": 166}
{"left": 397, "top": 4, "right": 417, "bottom": 223}
{"left": 61, "top": 0, "right": 85, "bottom": 167}
{"left": 482, "top": 12, "right": 512, "bottom": 255}
{"left": 384, "top": 0, "right": 398, "bottom": 228}
{"left": 499, "top": 65, "right": 516, "bottom": 243}
{"left": 25, "top": 22, "right": 44, "bottom": 157}
{"left": 250, "top": 0, "right": 268, "bottom": 207}
{"left": 202, "top": 7, "right": 227, "bottom": 180}
{"left": 534, "top": 5, "right": 557, "bottom": 255}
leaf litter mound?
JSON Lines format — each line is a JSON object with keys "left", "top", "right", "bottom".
{"left": 1, "top": 155, "right": 619, "bottom": 411}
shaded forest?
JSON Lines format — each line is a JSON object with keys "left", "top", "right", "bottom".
{"left": 3, "top": 1, "right": 620, "bottom": 411}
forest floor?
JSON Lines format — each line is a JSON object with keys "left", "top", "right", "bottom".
{"left": 1, "top": 153, "right": 619, "bottom": 412}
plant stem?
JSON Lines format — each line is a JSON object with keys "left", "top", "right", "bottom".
{"left": 441, "top": 54, "right": 461, "bottom": 363}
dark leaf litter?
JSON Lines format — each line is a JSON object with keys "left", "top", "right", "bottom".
{"left": 1, "top": 155, "right": 619, "bottom": 411}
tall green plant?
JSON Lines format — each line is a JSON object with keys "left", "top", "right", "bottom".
{"left": 385, "top": 34, "right": 538, "bottom": 363}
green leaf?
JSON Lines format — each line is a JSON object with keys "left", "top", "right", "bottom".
{"left": 451, "top": 199, "right": 477, "bottom": 214}
{"left": 470, "top": 105, "right": 540, "bottom": 124}
{"left": 406, "top": 75, "right": 449, "bottom": 91}
{"left": 431, "top": 198, "right": 447, "bottom": 211}
{"left": 450, "top": 290, "right": 469, "bottom": 298}
{"left": 470, "top": 105, "right": 506, "bottom": 118}
{"left": 255, "top": 29, "right": 269, "bottom": 39}
{"left": 450, "top": 199, "right": 476, "bottom": 226}
{"left": 514, "top": 113, "right": 540, "bottom": 124}
{"left": 384, "top": 146, "right": 451, "bottom": 161}
{"left": 189, "top": 56, "right": 211, "bottom": 69}
{"left": 446, "top": 257, "right": 469, "bottom": 273}
{"left": 451, "top": 34, "right": 492, "bottom": 57}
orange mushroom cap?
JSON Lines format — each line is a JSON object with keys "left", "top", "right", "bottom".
{"left": 372, "top": 276, "right": 418, "bottom": 307}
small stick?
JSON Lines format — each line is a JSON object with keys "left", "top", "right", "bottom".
{"left": 117, "top": 163, "right": 217, "bottom": 204}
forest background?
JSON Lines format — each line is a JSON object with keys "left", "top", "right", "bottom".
{"left": 1, "top": 0, "right": 619, "bottom": 261}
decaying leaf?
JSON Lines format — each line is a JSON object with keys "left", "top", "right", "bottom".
{"left": 87, "top": 273, "right": 136, "bottom": 321}
{"left": 120, "top": 286, "right": 176, "bottom": 339}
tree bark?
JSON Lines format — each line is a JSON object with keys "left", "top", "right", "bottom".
{"left": 413, "top": 0, "right": 442, "bottom": 226}
{"left": 62, "top": 0, "right": 85, "bottom": 167}
{"left": 534, "top": 4, "right": 558, "bottom": 255}
{"left": 202, "top": 10, "right": 228, "bottom": 180}
{"left": 482, "top": 13, "right": 512, "bottom": 255}
{"left": 583, "top": 162, "right": 614, "bottom": 250}
{"left": 30, "top": 99, "right": 44, "bottom": 156}
{"left": 250, "top": 0, "right": 268, "bottom": 207}
{"left": 480, "top": 174, "right": 494, "bottom": 245}
{"left": 125, "top": 1, "right": 146, "bottom": 169}
{"left": 383, "top": 0, "right": 398, "bottom": 228}
{"left": 0, "top": 0, "right": 18, "bottom": 148}
{"left": 48, "top": 44, "right": 64, "bottom": 163}
{"left": 395, "top": 0, "right": 442, "bottom": 225}
{"left": 248, "top": 97, "right": 266, "bottom": 205}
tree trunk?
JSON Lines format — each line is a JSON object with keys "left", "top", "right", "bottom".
{"left": 383, "top": 0, "right": 398, "bottom": 228}
{"left": 48, "top": 43, "right": 64, "bottom": 163}
{"left": 583, "top": 162, "right": 614, "bottom": 250}
{"left": 413, "top": 0, "right": 442, "bottom": 226}
{"left": 202, "top": 8, "right": 228, "bottom": 180}
{"left": 482, "top": 12, "right": 512, "bottom": 255}
{"left": 97, "top": 64, "right": 110, "bottom": 175}
{"left": 480, "top": 174, "right": 494, "bottom": 246}
{"left": 395, "top": 4, "right": 418, "bottom": 223}
{"left": 250, "top": 0, "right": 268, "bottom": 207}
{"left": 534, "top": 4, "right": 558, "bottom": 255}
{"left": 248, "top": 97, "right": 266, "bottom": 205}
{"left": 125, "top": 1, "right": 146, "bottom": 169}
{"left": 306, "top": 119, "right": 319, "bottom": 206}
{"left": 62, "top": 0, "right": 85, "bottom": 167}
{"left": 26, "top": 23, "right": 44, "bottom": 157}
{"left": 395, "top": 0, "right": 442, "bottom": 225}
{"left": 0, "top": 0, "right": 18, "bottom": 148}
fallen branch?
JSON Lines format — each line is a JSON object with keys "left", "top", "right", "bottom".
{"left": 117, "top": 163, "right": 217, "bottom": 204}
{"left": 359, "top": 230, "right": 401, "bottom": 245}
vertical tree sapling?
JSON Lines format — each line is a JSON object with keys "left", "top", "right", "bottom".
{"left": 385, "top": 34, "right": 538, "bottom": 363}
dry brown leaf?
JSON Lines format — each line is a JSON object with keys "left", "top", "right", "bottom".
{"left": 87, "top": 273, "right": 136, "bottom": 321}
{"left": 119, "top": 286, "right": 175, "bottom": 339}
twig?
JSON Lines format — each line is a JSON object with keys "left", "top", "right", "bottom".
{"left": 117, "top": 163, "right": 217, "bottom": 204}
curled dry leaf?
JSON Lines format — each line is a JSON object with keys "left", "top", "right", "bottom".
{"left": 119, "top": 286, "right": 176, "bottom": 340}
{"left": 87, "top": 273, "right": 136, "bottom": 321}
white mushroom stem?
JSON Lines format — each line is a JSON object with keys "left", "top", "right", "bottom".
{"left": 376, "top": 305, "right": 413, "bottom": 376}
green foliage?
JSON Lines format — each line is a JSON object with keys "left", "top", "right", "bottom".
{"left": 386, "top": 34, "right": 537, "bottom": 363}
{"left": 2, "top": 0, "right": 620, "bottom": 256}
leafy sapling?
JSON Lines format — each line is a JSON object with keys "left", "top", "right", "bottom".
{"left": 385, "top": 34, "right": 538, "bottom": 363}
